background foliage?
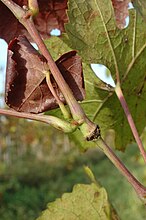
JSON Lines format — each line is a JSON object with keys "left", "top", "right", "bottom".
{"left": 0, "top": 118, "right": 146, "bottom": 219}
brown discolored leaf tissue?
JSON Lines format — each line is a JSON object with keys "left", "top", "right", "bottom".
{"left": 5, "top": 35, "right": 85, "bottom": 113}
{"left": 111, "top": 0, "right": 130, "bottom": 29}
{"left": 0, "top": 0, "right": 68, "bottom": 43}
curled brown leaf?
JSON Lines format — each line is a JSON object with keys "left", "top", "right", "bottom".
{"left": 5, "top": 35, "right": 85, "bottom": 113}
{"left": 0, "top": 0, "right": 68, "bottom": 43}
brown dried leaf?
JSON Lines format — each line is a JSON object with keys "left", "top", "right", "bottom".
{"left": 36, "top": 0, "right": 68, "bottom": 39}
{"left": 111, "top": 0, "right": 130, "bottom": 29}
{"left": 0, "top": 0, "right": 68, "bottom": 43}
{"left": 5, "top": 35, "right": 85, "bottom": 113}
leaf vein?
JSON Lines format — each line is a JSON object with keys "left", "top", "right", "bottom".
{"left": 123, "top": 42, "right": 146, "bottom": 81}
{"left": 94, "top": 0, "right": 119, "bottom": 82}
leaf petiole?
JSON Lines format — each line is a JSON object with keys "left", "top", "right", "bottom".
{"left": 0, "top": 108, "right": 77, "bottom": 133}
{"left": 45, "top": 70, "right": 71, "bottom": 119}
{"left": 28, "top": 0, "right": 39, "bottom": 16}
{"left": 96, "top": 137, "right": 146, "bottom": 202}
{"left": 115, "top": 83, "right": 146, "bottom": 164}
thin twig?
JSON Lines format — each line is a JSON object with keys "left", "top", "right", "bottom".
{"left": 45, "top": 71, "right": 71, "bottom": 119}
{"left": 23, "top": 17, "right": 86, "bottom": 122}
{"left": 22, "top": 17, "right": 98, "bottom": 137}
{"left": 0, "top": 108, "right": 77, "bottom": 133}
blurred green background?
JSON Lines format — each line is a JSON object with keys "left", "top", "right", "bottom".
{"left": 0, "top": 114, "right": 146, "bottom": 220}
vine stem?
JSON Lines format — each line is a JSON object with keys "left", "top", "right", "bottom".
{"left": 97, "top": 137, "right": 146, "bottom": 201}
{"left": 22, "top": 17, "right": 98, "bottom": 138}
{"left": 0, "top": 108, "right": 77, "bottom": 133}
{"left": 23, "top": 17, "right": 85, "bottom": 122}
{"left": 115, "top": 83, "right": 146, "bottom": 163}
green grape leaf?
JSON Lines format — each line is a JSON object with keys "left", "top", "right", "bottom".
{"left": 36, "top": 183, "right": 119, "bottom": 220}
{"left": 45, "top": 18, "right": 146, "bottom": 150}
{"left": 133, "top": 0, "right": 146, "bottom": 22}
{"left": 64, "top": 0, "right": 140, "bottom": 80}
{"left": 59, "top": 0, "right": 146, "bottom": 150}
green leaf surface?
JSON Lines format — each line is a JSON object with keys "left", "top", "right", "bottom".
{"left": 61, "top": 0, "right": 146, "bottom": 150}
{"left": 65, "top": 0, "right": 145, "bottom": 80}
{"left": 133, "top": 0, "right": 146, "bottom": 22}
{"left": 36, "top": 183, "right": 119, "bottom": 220}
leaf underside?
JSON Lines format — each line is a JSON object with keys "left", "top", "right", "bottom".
{"left": 47, "top": 0, "right": 146, "bottom": 151}
{"left": 133, "top": 0, "right": 146, "bottom": 22}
